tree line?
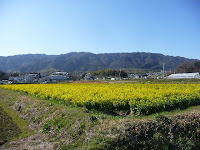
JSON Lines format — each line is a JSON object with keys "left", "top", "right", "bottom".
{"left": 90, "top": 69, "right": 128, "bottom": 78}
{"left": 0, "top": 71, "right": 19, "bottom": 80}
{"left": 176, "top": 61, "right": 200, "bottom": 73}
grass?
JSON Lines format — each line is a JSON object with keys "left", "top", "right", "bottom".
{"left": 116, "top": 78, "right": 200, "bottom": 84}
{"left": 0, "top": 91, "right": 34, "bottom": 147}
{"left": 0, "top": 98, "right": 31, "bottom": 141}
{"left": 129, "top": 104, "right": 200, "bottom": 121}
{"left": 0, "top": 106, "right": 21, "bottom": 145}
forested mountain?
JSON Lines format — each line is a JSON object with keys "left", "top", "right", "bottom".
{"left": 0, "top": 52, "right": 197, "bottom": 72}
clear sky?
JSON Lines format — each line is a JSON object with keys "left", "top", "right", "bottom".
{"left": 0, "top": 0, "right": 200, "bottom": 59}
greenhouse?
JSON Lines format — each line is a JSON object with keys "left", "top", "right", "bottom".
{"left": 167, "top": 72, "right": 199, "bottom": 79}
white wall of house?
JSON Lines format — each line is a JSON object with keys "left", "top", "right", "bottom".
{"left": 50, "top": 75, "right": 69, "bottom": 80}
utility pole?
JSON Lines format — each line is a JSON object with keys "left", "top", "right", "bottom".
{"left": 163, "top": 63, "right": 165, "bottom": 79}
{"left": 119, "top": 67, "right": 121, "bottom": 80}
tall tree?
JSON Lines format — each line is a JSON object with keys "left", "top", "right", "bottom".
{"left": 0, "top": 71, "right": 6, "bottom": 80}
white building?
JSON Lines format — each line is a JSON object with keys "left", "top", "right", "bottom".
{"left": 50, "top": 75, "right": 69, "bottom": 80}
{"left": 25, "top": 73, "right": 41, "bottom": 83}
{"left": 167, "top": 72, "right": 199, "bottom": 79}
{"left": 52, "top": 72, "right": 69, "bottom": 76}
{"left": 8, "top": 76, "right": 25, "bottom": 83}
{"left": 84, "top": 73, "right": 93, "bottom": 80}
{"left": 50, "top": 71, "right": 69, "bottom": 81}
{"left": 111, "top": 77, "right": 116, "bottom": 80}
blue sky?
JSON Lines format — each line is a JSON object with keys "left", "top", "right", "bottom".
{"left": 0, "top": 0, "right": 200, "bottom": 59}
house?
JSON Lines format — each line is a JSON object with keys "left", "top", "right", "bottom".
{"left": 8, "top": 76, "right": 25, "bottom": 83}
{"left": 128, "top": 73, "right": 148, "bottom": 79}
{"left": 128, "top": 74, "right": 135, "bottom": 79}
{"left": 0, "top": 81, "right": 6, "bottom": 85}
{"left": 128, "top": 74, "right": 140, "bottom": 79}
{"left": 50, "top": 71, "right": 69, "bottom": 81}
{"left": 84, "top": 73, "right": 93, "bottom": 80}
{"left": 25, "top": 72, "right": 41, "bottom": 83}
{"left": 52, "top": 72, "right": 69, "bottom": 76}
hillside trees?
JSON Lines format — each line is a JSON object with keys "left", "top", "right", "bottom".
{"left": 176, "top": 61, "right": 200, "bottom": 73}
{"left": 0, "top": 71, "right": 6, "bottom": 80}
{"left": 90, "top": 69, "right": 128, "bottom": 78}
{"left": 0, "top": 52, "right": 195, "bottom": 72}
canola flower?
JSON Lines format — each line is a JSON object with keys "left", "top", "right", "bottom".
{"left": 0, "top": 83, "right": 200, "bottom": 115}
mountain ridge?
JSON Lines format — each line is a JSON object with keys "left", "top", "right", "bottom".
{"left": 0, "top": 52, "right": 197, "bottom": 72}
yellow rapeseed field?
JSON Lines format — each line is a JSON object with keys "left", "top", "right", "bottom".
{"left": 1, "top": 83, "right": 200, "bottom": 115}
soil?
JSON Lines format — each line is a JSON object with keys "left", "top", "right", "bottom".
{"left": 0, "top": 133, "right": 54, "bottom": 150}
